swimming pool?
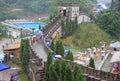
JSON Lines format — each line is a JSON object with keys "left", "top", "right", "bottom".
{"left": 10, "top": 22, "right": 46, "bottom": 30}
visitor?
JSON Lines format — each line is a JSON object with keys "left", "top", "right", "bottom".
{"left": 2, "top": 45, "right": 4, "bottom": 50}
{"left": 10, "top": 53, "right": 14, "bottom": 60}
{"left": 101, "top": 53, "right": 104, "bottom": 61}
{"left": 46, "top": 41, "right": 50, "bottom": 47}
{"left": 10, "top": 76, "right": 14, "bottom": 81}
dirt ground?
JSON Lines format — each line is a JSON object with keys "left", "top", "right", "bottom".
{"left": 0, "top": 62, "right": 20, "bottom": 81}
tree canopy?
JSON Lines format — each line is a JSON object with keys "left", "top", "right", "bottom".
{"left": 96, "top": 10, "right": 120, "bottom": 39}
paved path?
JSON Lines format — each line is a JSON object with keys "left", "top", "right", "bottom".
{"left": 95, "top": 51, "right": 111, "bottom": 71}
{"left": 31, "top": 41, "right": 47, "bottom": 61}
{"left": 101, "top": 53, "right": 112, "bottom": 72}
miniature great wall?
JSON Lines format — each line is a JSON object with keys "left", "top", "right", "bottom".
{"left": 29, "top": 2, "right": 120, "bottom": 81}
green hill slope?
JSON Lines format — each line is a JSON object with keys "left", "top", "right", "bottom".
{"left": 63, "top": 23, "right": 114, "bottom": 50}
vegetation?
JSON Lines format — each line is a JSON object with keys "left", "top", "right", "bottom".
{"left": 111, "top": 0, "right": 120, "bottom": 11}
{"left": 64, "top": 64, "right": 73, "bottom": 81}
{"left": 0, "top": 0, "right": 97, "bottom": 21}
{"left": 65, "top": 50, "right": 74, "bottom": 61}
{"left": 55, "top": 40, "right": 64, "bottom": 57}
{"left": 0, "top": 23, "right": 8, "bottom": 37}
{"left": 43, "top": 51, "right": 52, "bottom": 81}
{"left": 43, "top": 51, "right": 83, "bottom": 81}
{"left": 73, "top": 64, "right": 84, "bottom": 81}
{"left": 61, "top": 17, "right": 78, "bottom": 38}
{"left": 89, "top": 58, "right": 95, "bottom": 68}
{"left": 20, "top": 39, "right": 30, "bottom": 74}
{"left": 96, "top": 10, "right": 120, "bottom": 39}
{"left": 62, "top": 23, "right": 114, "bottom": 50}
{"left": 50, "top": 40, "right": 55, "bottom": 51}
{"left": 18, "top": 70, "right": 28, "bottom": 81}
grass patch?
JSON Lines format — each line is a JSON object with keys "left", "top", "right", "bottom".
{"left": 18, "top": 70, "right": 28, "bottom": 81}
{"left": 12, "top": 58, "right": 22, "bottom": 67}
{"left": 62, "top": 23, "right": 115, "bottom": 51}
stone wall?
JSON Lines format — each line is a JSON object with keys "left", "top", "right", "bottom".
{"left": 57, "top": 58, "right": 120, "bottom": 81}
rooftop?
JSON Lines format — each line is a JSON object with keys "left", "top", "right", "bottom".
{"left": 58, "top": 2, "right": 79, "bottom": 7}
{"left": 4, "top": 40, "right": 21, "bottom": 50}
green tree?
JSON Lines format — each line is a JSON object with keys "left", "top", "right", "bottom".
{"left": 89, "top": 58, "right": 95, "bottom": 68}
{"left": 55, "top": 40, "right": 64, "bottom": 57}
{"left": 55, "top": 40, "right": 60, "bottom": 54}
{"left": 59, "top": 60, "right": 66, "bottom": 81}
{"left": 96, "top": 11, "right": 120, "bottom": 39}
{"left": 50, "top": 39, "right": 55, "bottom": 51}
{"left": 20, "top": 39, "right": 30, "bottom": 73}
{"left": 46, "top": 51, "right": 52, "bottom": 68}
{"left": 74, "top": 16, "right": 78, "bottom": 30}
{"left": 0, "top": 23, "right": 8, "bottom": 37}
{"left": 64, "top": 64, "right": 72, "bottom": 81}
{"left": 61, "top": 19, "right": 65, "bottom": 38}
{"left": 53, "top": 60, "right": 60, "bottom": 80}
{"left": 20, "top": 39, "right": 24, "bottom": 62}
{"left": 59, "top": 41, "right": 64, "bottom": 57}
{"left": 25, "top": 39, "right": 30, "bottom": 64}
{"left": 65, "top": 17, "right": 69, "bottom": 37}
{"left": 61, "top": 17, "right": 79, "bottom": 38}
{"left": 49, "top": 64, "right": 58, "bottom": 81}
{"left": 43, "top": 51, "right": 52, "bottom": 81}
{"left": 65, "top": 50, "right": 73, "bottom": 61}
{"left": 73, "top": 64, "right": 84, "bottom": 81}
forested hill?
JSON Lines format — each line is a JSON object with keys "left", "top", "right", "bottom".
{"left": 0, "top": 0, "right": 96, "bottom": 21}
{"left": 0, "top": 0, "right": 50, "bottom": 13}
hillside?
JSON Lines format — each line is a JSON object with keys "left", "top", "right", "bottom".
{"left": 0, "top": 0, "right": 50, "bottom": 21}
{"left": 63, "top": 23, "right": 114, "bottom": 50}
{"left": 0, "top": 0, "right": 97, "bottom": 21}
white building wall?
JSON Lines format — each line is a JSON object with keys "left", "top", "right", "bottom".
{"left": 71, "top": 7, "right": 79, "bottom": 20}
{"left": 7, "top": 28, "right": 20, "bottom": 38}
{"left": 78, "top": 15, "right": 90, "bottom": 24}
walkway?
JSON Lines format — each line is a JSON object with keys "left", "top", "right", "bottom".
{"left": 95, "top": 51, "right": 111, "bottom": 71}
{"left": 30, "top": 41, "right": 47, "bottom": 62}
{"left": 101, "top": 53, "right": 112, "bottom": 72}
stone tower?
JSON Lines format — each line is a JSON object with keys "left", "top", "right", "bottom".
{"left": 58, "top": 2, "right": 79, "bottom": 20}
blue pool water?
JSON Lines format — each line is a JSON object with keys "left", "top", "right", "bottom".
{"left": 11, "top": 22, "right": 46, "bottom": 30}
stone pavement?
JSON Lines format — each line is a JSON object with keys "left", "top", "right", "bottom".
{"left": 31, "top": 40, "right": 47, "bottom": 61}
{"left": 101, "top": 53, "right": 112, "bottom": 72}
{"left": 95, "top": 51, "right": 112, "bottom": 71}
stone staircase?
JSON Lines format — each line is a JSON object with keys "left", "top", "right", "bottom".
{"left": 42, "top": 14, "right": 65, "bottom": 38}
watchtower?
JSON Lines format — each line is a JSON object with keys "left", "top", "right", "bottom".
{"left": 58, "top": 2, "right": 80, "bottom": 20}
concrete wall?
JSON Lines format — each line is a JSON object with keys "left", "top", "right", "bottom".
{"left": 78, "top": 15, "right": 90, "bottom": 24}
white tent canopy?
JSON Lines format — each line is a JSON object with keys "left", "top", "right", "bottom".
{"left": 110, "top": 41, "right": 120, "bottom": 48}
{"left": 0, "top": 53, "right": 5, "bottom": 63}
{"left": 110, "top": 51, "right": 120, "bottom": 63}
{"left": 55, "top": 55, "right": 62, "bottom": 58}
